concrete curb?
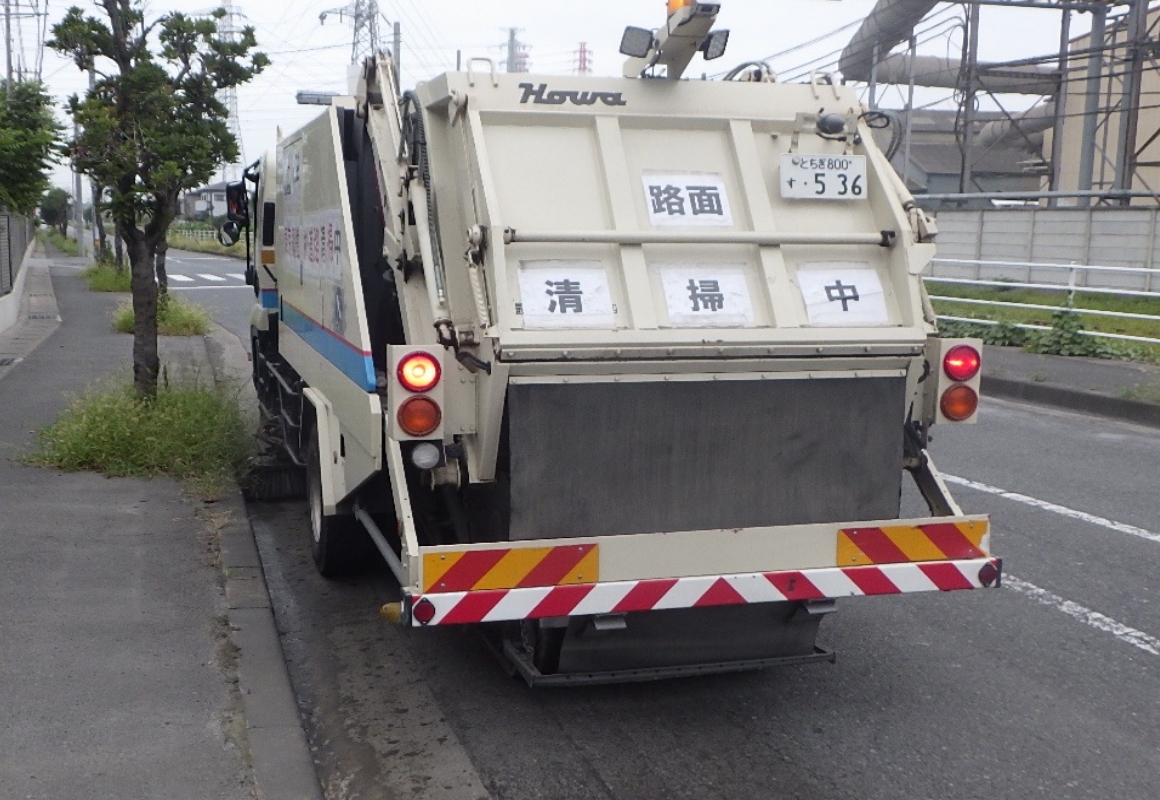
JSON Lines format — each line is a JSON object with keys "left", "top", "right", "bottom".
{"left": 984, "top": 374, "right": 1160, "bottom": 430}
{"left": 203, "top": 323, "right": 325, "bottom": 800}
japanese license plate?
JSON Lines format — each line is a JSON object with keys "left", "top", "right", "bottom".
{"left": 780, "top": 154, "right": 867, "bottom": 200}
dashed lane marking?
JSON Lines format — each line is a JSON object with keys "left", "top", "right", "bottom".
{"left": 1004, "top": 575, "right": 1160, "bottom": 656}
{"left": 945, "top": 474, "right": 1160, "bottom": 546}
{"left": 169, "top": 274, "right": 194, "bottom": 283}
{"left": 197, "top": 273, "right": 227, "bottom": 282}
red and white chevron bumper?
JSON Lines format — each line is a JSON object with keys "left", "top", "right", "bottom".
{"left": 404, "top": 557, "right": 1002, "bottom": 627}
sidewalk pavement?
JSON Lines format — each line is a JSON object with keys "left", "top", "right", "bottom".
{"left": 0, "top": 246, "right": 323, "bottom": 800}
{"left": 1, "top": 247, "right": 1157, "bottom": 800}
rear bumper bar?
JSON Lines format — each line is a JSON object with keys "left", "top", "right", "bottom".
{"left": 399, "top": 556, "right": 1002, "bottom": 627}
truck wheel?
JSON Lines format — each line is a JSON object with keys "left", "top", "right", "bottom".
{"left": 306, "top": 428, "right": 360, "bottom": 577}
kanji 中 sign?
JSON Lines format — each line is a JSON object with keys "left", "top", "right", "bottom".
{"left": 642, "top": 173, "right": 733, "bottom": 227}
{"left": 798, "top": 265, "right": 890, "bottom": 326}
{"left": 517, "top": 261, "right": 616, "bottom": 329}
{"left": 658, "top": 266, "right": 755, "bottom": 328}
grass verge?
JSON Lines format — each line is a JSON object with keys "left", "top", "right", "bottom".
{"left": 113, "top": 295, "right": 211, "bottom": 336}
{"left": 40, "top": 229, "right": 80, "bottom": 256}
{"left": 25, "top": 378, "right": 252, "bottom": 499}
{"left": 83, "top": 261, "right": 132, "bottom": 292}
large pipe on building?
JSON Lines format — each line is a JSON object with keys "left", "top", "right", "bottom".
{"left": 840, "top": 0, "right": 1055, "bottom": 94}
{"left": 976, "top": 102, "right": 1055, "bottom": 148}
{"left": 869, "top": 54, "right": 1058, "bottom": 94}
{"left": 840, "top": 0, "right": 940, "bottom": 81}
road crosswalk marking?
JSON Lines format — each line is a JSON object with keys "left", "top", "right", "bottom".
{"left": 169, "top": 274, "right": 194, "bottom": 283}
{"left": 198, "top": 273, "right": 227, "bottom": 282}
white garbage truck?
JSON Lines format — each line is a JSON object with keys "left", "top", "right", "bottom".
{"left": 233, "top": 1, "right": 1000, "bottom": 684}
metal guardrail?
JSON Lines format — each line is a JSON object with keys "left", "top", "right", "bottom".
{"left": 924, "top": 258, "right": 1160, "bottom": 347}
{"left": 1, "top": 213, "right": 33, "bottom": 297}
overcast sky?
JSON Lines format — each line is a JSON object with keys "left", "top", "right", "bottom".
{"left": 16, "top": 0, "right": 1094, "bottom": 195}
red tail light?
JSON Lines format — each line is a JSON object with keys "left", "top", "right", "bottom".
{"left": 397, "top": 352, "right": 441, "bottom": 392}
{"left": 943, "top": 344, "right": 981, "bottom": 382}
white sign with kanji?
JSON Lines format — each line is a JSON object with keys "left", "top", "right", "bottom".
{"left": 642, "top": 172, "right": 734, "bottom": 227}
{"left": 658, "top": 266, "right": 755, "bottom": 328}
{"left": 798, "top": 265, "right": 891, "bottom": 326}
{"left": 517, "top": 261, "right": 617, "bottom": 329}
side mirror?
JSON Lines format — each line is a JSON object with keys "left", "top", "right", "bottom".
{"left": 700, "top": 29, "right": 729, "bottom": 61}
{"left": 217, "top": 221, "right": 241, "bottom": 247}
{"left": 225, "top": 180, "right": 249, "bottom": 225}
{"left": 619, "top": 26, "right": 654, "bottom": 58}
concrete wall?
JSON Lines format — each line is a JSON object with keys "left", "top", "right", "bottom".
{"left": 931, "top": 207, "right": 1160, "bottom": 292}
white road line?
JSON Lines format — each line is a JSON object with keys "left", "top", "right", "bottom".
{"left": 228, "top": 273, "right": 245, "bottom": 281}
{"left": 171, "top": 285, "right": 249, "bottom": 291}
{"left": 168, "top": 274, "right": 194, "bottom": 283}
{"left": 945, "top": 474, "right": 1160, "bottom": 546}
{"left": 197, "top": 273, "right": 227, "bottom": 282}
{"left": 1004, "top": 575, "right": 1160, "bottom": 656}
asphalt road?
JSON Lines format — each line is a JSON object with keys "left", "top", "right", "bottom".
{"left": 235, "top": 392, "right": 1160, "bottom": 800}
{"left": 166, "top": 248, "right": 254, "bottom": 345}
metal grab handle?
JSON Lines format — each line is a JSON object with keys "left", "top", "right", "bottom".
{"left": 466, "top": 57, "right": 498, "bottom": 87}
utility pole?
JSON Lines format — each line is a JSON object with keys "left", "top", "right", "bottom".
{"left": 959, "top": 3, "right": 981, "bottom": 196}
{"left": 73, "top": 116, "right": 86, "bottom": 257}
{"left": 4, "top": 0, "right": 11, "bottom": 94}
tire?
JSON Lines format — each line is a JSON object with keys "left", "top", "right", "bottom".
{"left": 306, "top": 426, "right": 361, "bottom": 577}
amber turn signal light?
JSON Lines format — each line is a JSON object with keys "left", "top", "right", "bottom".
{"left": 940, "top": 385, "right": 979, "bottom": 422}
{"left": 398, "top": 396, "right": 442, "bottom": 437}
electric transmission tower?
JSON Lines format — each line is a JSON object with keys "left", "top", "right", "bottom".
{"left": 320, "top": 0, "right": 382, "bottom": 64}
{"left": 505, "top": 28, "right": 529, "bottom": 73}
{"left": 218, "top": 0, "right": 244, "bottom": 182}
{"left": 574, "top": 42, "right": 592, "bottom": 75}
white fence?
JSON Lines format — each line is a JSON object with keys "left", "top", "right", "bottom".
{"left": 923, "top": 258, "right": 1160, "bottom": 346}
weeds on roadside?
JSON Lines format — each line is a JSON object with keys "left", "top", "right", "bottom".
{"left": 112, "top": 295, "right": 211, "bottom": 336}
{"left": 39, "top": 229, "right": 79, "bottom": 256}
{"left": 83, "top": 261, "right": 132, "bottom": 292}
{"left": 26, "top": 378, "right": 252, "bottom": 498}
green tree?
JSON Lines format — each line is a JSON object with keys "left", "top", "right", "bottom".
{"left": 50, "top": 1, "right": 268, "bottom": 398}
{"left": 40, "top": 187, "right": 72, "bottom": 236}
{"left": 0, "top": 81, "right": 61, "bottom": 214}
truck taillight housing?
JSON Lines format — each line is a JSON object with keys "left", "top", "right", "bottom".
{"left": 931, "top": 338, "right": 982, "bottom": 425}
{"left": 387, "top": 347, "right": 445, "bottom": 441}
{"left": 943, "top": 344, "right": 981, "bottom": 382}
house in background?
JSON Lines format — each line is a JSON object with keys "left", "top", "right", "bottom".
{"left": 180, "top": 181, "right": 229, "bottom": 221}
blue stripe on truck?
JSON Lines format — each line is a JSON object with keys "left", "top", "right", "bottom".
{"left": 281, "top": 300, "right": 376, "bottom": 392}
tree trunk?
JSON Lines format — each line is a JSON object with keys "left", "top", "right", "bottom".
{"left": 154, "top": 236, "right": 169, "bottom": 298}
{"left": 126, "top": 231, "right": 160, "bottom": 399}
{"left": 115, "top": 230, "right": 125, "bottom": 270}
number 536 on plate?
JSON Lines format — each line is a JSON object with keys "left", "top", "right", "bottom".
{"left": 779, "top": 154, "right": 867, "bottom": 200}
